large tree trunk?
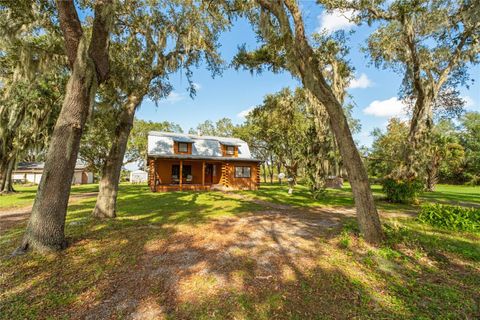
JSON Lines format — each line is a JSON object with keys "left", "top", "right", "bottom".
{"left": 14, "top": 0, "right": 112, "bottom": 254}
{"left": 304, "top": 74, "right": 383, "bottom": 242}
{"left": 16, "top": 39, "right": 98, "bottom": 253}
{"left": 308, "top": 82, "right": 383, "bottom": 243}
{"left": 92, "top": 96, "right": 141, "bottom": 218}
{"left": 403, "top": 95, "right": 434, "bottom": 179}
{"left": 1, "top": 157, "right": 16, "bottom": 193}
{"left": 265, "top": 0, "right": 384, "bottom": 244}
{"left": 425, "top": 155, "right": 439, "bottom": 192}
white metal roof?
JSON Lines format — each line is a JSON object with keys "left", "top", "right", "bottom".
{"left": 16, "top": 161, "right": 89, "bottom": 172}
{"left": 147, "top": 131, "right": 260, "bottom": 161}
{"left": 131, "top": 170, "right": 147, "bottom": 174}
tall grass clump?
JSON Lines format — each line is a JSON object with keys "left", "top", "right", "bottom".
{"left": 417, "top": 203, "right": 480, "bottom": 232}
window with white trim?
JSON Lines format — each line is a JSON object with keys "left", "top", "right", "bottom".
{"left": 226, "top": 146, "right": 235, "bottom": 155}
{"left": 235, "top": 166, "right": 251, "bottom": 178}
{"left": 178, "top": 142, "right": 188, "bottom": 153}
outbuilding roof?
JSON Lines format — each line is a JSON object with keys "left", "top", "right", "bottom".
{"left": 147, "top": 131, "right": 261, "bottom": 162}
{"left": 15, "top": 161, "right": 89, "bottom": 172}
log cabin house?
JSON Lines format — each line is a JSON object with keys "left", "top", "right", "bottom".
{"left": 147, "top": 132, "right": 262, "bottom": 192}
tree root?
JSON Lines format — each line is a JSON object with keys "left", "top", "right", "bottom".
{"left": 11, "top": 237, "right": 68, "bottom": 257}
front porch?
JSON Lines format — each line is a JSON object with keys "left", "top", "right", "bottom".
{"left": 153, "top": 184, "right": 215, "bottom": 192}
{"left": 149, "top": 158, "right": 224, "bottom": 192}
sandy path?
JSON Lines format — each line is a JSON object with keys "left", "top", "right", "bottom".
{"left": 1, "top": 191, "right": 420, "bottom": 319}
{"left": 74, "top": 202, "right": 356, "bottom": 319}
{"left": 73, "top": 193, "right": 417, "bottom": 318}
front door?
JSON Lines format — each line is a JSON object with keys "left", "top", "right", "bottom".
{"left": 205, "top": 164, "right": 214, "bottom": 184}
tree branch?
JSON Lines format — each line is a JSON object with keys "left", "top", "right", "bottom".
{"left": 257, "top": 0, "right": 293, "bottom": 40}
{"left": 88, "top": 0, "right": 113, "bottom": 83}
{"left": 435, "top": 25, "right": 477, "bottom": 92}
{"left": 56, "top": 0, "right": 83, "bottom": 68}
{"left": 403, "top": 16, "right": 426, "bottom": 99}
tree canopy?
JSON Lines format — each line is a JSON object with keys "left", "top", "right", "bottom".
{"left": 188, "top": 118, "right": 236, "bottom": 137}
{"left": 324, "top": 0, "right": 480, "bottom": 178}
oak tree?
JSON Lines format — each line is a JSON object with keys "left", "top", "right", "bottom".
{"left": 0, "top": 1, "right": 66, "bottom": 193}
{"left": 16, "top": 0, "right": 114, "bottom": 253}
{"left": 325, "top": 0, "right": 480, "bottom": 178}
{"left": 91, "top": 0, "right": 228, "bottom": 218}
{"left": 234, "top": 0, "right": 383, "bottom": 243}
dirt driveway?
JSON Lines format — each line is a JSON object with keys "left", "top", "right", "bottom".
{"left": 71, "top": 195, "right": 418, "bottom": 319}
{"left": 72, "top": 203, "right": 359, "bottom": 319}
{"left": 1, "top": 192, "right": 417, "bottom": 319}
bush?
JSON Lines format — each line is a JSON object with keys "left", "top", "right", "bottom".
{"left": 466, "top": 174, "right": 480, "bottom": 186}
{"left": 417, "top": 203, "right": 480, "bottom": 232}
{"left": 381, "top": 178, "right": 423, "bottom": 203}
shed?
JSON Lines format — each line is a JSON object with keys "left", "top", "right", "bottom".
{"left": 13, "top": 161, "right": 93, "bottom": 185}
{"left": 130, "top": 170, "right": 148, "bottom": 183}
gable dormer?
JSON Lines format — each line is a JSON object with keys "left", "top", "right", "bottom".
{"left": 173, "top": 137, "right": 194, "bottom": 154}
{"left": 221, "top": 142, "right": 238, "bottom": 157}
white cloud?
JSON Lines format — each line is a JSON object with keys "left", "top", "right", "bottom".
{"left": 348, "top": 73, "right": 373, "bottom": 89}
{"left": 163, "top": 91, "right": 185, "bottom": 104}
{"left": 237, "top": 106, "right": 254, "bottom": 118}
{"left": 192, "top": 82, "right": 201, "bottom": 91}
{"left": 462, "top": 95, "right": 476, "bottom": 110}
{"left": 316, "top": 9, "right": 356, "bottom": 34}
{"left": 363, "top": 97, "right": 408, "bottom": 118}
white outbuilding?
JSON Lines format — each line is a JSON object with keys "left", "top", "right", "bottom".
{"left": 130, "top": 170, "right": 148, "bottom": 183}
{"left": 13, "top": 161, "right": 94, "bottom": 185}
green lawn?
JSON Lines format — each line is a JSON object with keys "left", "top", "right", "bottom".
{"left": 0, "top": 184, "right": 100, "bottom": 209}
{"left": 241, "top": 183, "right": 480, "bottom": 210}
{"left": 2, "top": 182, "right": 478, "bottom": 211}
{"left": 0, "top": 183, "right": 479, "bottom": 319}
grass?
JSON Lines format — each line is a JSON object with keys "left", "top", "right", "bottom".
{"left": 240, "top": 183, "right": 480, "bottom": 211}
{"left": 0, "top": 184, "right": 99, "bottom": 209}
{"left": 419, "top": 184, "right": 480, "bottom": 206}
{"left": 2, "top": 182, "right": 478, "bottom": 211}
{"left": 0, "top": 183, "right": 479, "bottom": 319}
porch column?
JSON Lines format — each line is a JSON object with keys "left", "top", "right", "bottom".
{"left": 179, "top": 160, "right": 183, "bottom": 191}
{"left": 202, "top": 161, "right": 205, "bottom": 186}
{"left": 149, "top": 158, "right": 156, "bottom": 192}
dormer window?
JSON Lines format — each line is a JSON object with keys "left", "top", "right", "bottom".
{"left": 178, "top": 142, "right": 189, "bottom": 153}
{"left": 226, "top": 146, "right": 235, "bottom": 155}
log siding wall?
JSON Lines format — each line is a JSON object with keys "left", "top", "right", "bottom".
{"left": 148, "top": 157, "right": 260, "bottom": 192}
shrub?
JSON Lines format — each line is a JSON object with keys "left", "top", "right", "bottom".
{"left": 381, "top": 178, "right": 423, "bottom": 203}
{"left": 466, "top": 174, "right": 480, "bottom": 186}
{"left": 309, "top": 187, "right": 326, "bottom": 200}
{"left": 417, "top": 203, "right": 480, "bottom": 232}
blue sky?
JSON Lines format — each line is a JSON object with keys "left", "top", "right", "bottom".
{"left": 135, "top": 3, "right": 480, "bottom": 148}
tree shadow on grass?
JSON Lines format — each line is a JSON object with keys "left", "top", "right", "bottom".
{"left": 1, "top": 187, "right": 479, "bottom": 319}
{"left": 419, "top": 190, "right": 480, "bottom": 206}
{"left": 70, "top": 207, "right": 410, "bottom": 320}
{"left": 0, "top": 189, "right": 268, "bottom": 319}
{"left": 342, "top": 223, "right": 480, "bottom": 318}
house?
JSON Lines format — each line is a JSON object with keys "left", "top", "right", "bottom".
{"left": 147, "top": 132, "right": 261, "bottom": 191}
{"left": 12, "top": 161, "right": 94, "bottom": 185}
{"left": 130, "top": 170, "right": 148, "bottom": 183}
